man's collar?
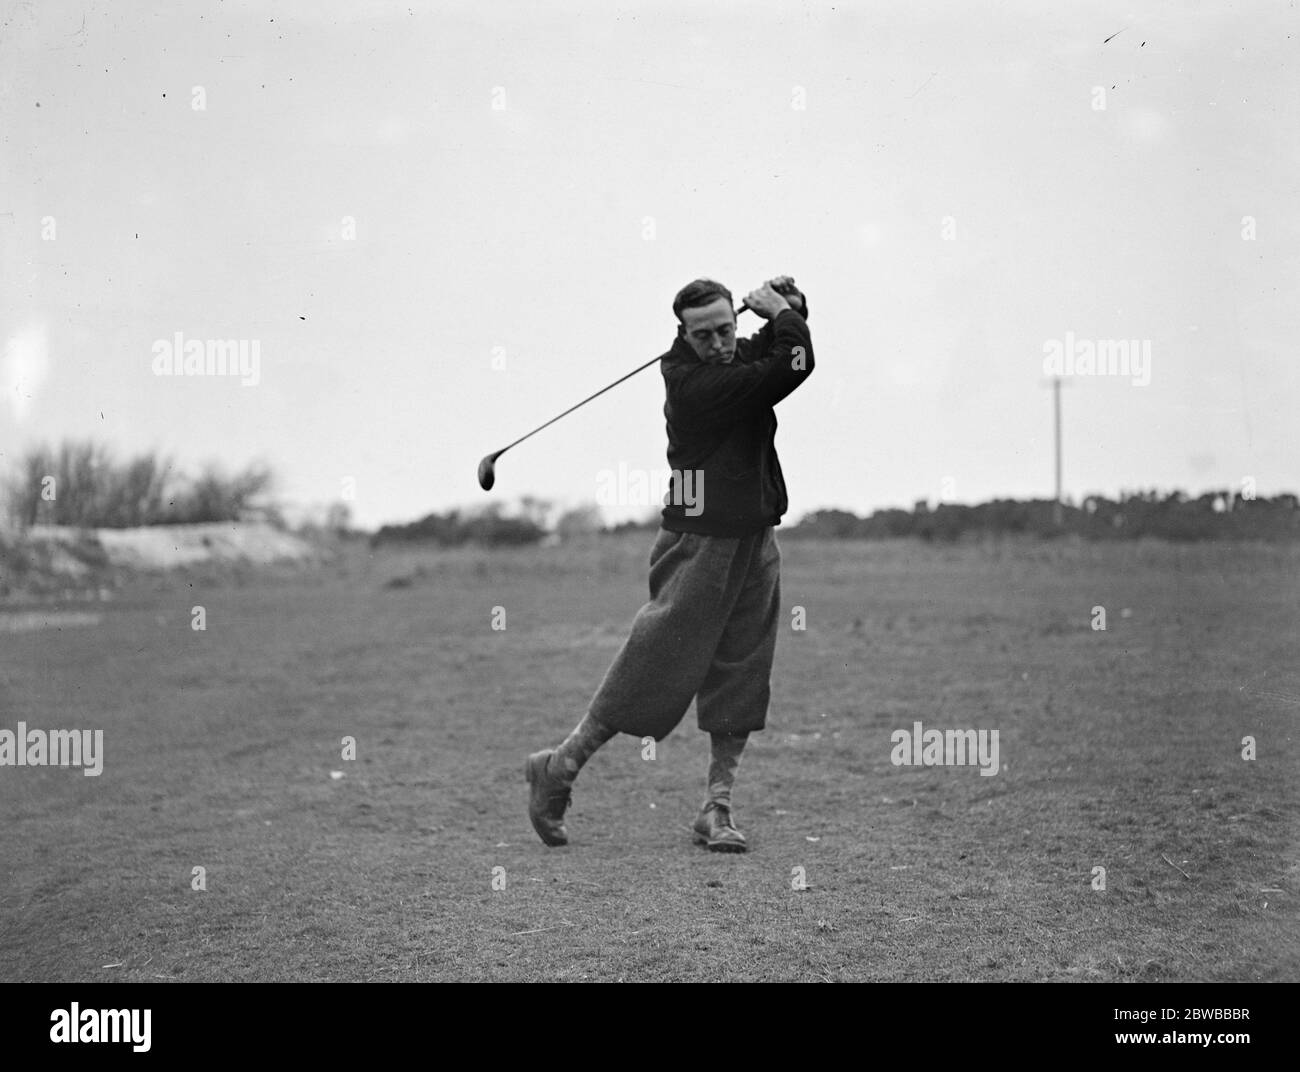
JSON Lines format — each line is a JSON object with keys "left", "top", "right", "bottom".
{"left": 663, "top": 334, "right": 699, "bottom": 366}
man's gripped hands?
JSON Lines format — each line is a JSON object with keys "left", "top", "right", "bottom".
{"left": 743, "top": 276, "right": 805, "bottom": 320}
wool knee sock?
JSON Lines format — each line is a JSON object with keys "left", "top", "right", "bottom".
{"left": 549, "top": 712, "right": 617, "bottom": 782}
{"left": 705, "top": 732, "right": 749, "bottom": 809}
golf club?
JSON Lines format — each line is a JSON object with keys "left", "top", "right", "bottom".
{"left": 477, "top": 301, "right": 757, "bottom": 491}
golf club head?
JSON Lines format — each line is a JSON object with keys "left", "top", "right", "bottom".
{"left": 477, "top": 452, "right": 500, "bottom": 491}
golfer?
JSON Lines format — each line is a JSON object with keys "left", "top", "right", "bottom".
{"left": 526, "top": 275, "right": 815, "bottom": 851}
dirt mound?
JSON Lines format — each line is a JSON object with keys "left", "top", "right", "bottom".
{"left": 91, "top": 522, "right": 316, "bottom": 569}
{"left": 1, "top": 523, "right": 320, "bottom": 602}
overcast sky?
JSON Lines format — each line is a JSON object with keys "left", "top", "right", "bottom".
{"left": 2, "top": 0, "right": 1296, "bottom": 528}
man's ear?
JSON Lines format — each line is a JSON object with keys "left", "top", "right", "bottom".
{"left": 676, "top": 323, "right": 684, "bottom": 338}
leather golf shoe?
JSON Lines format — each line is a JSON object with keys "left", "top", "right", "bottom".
{"left": 524, "top": 749, "right": 572, "bottom": 847}
{"left": 693, "top": 802, "right": 748, "bottom": 853}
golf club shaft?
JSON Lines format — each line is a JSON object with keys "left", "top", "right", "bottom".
{"left": 496, "top": 354, "right": 662, "bottom": 456}
{"left": 495, "top": 304, "right": 755, "bottom": 457}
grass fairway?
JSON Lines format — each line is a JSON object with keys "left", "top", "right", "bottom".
{"left": 1, "top": 534, "right": 1296, "bottom": 982}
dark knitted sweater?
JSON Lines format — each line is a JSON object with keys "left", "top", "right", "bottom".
{"left": 658, "top": 302, "right": 815, "bottom": 536}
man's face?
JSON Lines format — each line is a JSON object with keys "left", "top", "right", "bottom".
{"left": 679, "top": 298, "right": 737, "bottom": 364}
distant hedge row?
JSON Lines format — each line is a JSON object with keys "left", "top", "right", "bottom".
{"left": 786, "top": 492, "right": 1299, "bottom": 542}
{"left": 370, "top": 504, "right": 546, "bottom": 548}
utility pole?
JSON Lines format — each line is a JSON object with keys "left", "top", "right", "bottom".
{"left": 1053, "top": 377, "right": 1063, "bottom": 527}
{"left": 1040, "top": 376, "right": 1068, "bottom": 527}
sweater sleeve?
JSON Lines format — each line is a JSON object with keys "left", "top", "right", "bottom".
{"left": 666, "top": 307, "right": 815, "bottom": 422}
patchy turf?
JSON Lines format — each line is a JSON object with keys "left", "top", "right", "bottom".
{"left": 0, "top": 535, "right": 1296, "bottom": 982}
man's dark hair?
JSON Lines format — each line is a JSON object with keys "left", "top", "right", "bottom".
{"left": 673, "top": 278, "right": 733, "bottom": 322}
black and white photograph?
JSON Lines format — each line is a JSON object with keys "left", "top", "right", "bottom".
{"left": 0, "top": 0, "right": 1295, "bottom": 1050}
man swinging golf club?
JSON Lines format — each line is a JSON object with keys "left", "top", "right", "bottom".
{"left": 525, "top": 274, "right": 814, "bottom": 851}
